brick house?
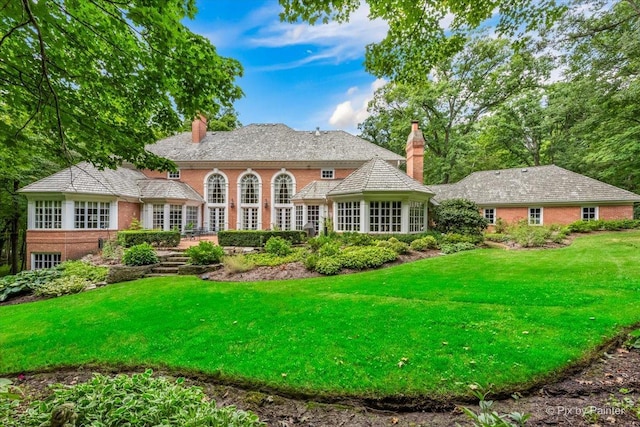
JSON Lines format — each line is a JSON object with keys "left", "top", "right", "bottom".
{"left": 430, "top": 165, "right": 640, "bottom": 227}
{"left": 19, "top": 118, "right": 640, "bottom": 268}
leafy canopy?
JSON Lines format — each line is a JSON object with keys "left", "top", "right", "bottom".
{"left": 1, "top": 0, "right": 243, "bottom": 170}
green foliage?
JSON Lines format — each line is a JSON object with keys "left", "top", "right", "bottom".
{"left": 122, "top": 243, "right": 159, "bottom": 266}
{"left": 34, "top": 276, "right": 88, "bottom": 298}
{"left": 338, "top": 232, "right": 374, "bottom": 246}
{"left": 0, "top": 268, "right": 61, "bottom": 302}
{"left": 376, "top": 238, "right": 409, "bottom": 255}
{"left": 223, "top": 255, "right": 255, "bottom": 273}
{"left": 494, "top": 218, "right": 508, "bottom": 234}
{"left": 635, "top": 204, "right": 640, "bottom": 220}
{"left": 264, "top": 237, "right": 292, "bottom": 256}
{"left": 4, "top": 369, "right": 262, "bottom": 426}
{"left": 246, "top": 249, "right": 305, "bottom": 267}
{"left": 459, "top": 384, "right": 530, "bottom": 427}
{"left": 410, "top": 236, "right": 438, "bottom": 251}
{"left": 185, "top": 241, "right": 224, "bottom": 265}
{"left": 435, "top": 199, "right": 489, "bottom": 236}
{"left": 128, "top": 218, "right": 143, "bottom": 230}
{"left": 314, "top": 256, "right": 343, "bottom": 275}
{"left": 370, "top": 233, "right": 429, "bottom": 244}
{"left": 117, "top": 230, "right": 180, "bottom": 248}
{"left": 307, "top": 235, "right": 334, "bottom": 252}
{"left": 218, "top": 231, "right": 306, "bottom": 247}
{"left": 441, "top": 233, "right": 483, "bottom": 245}
{"left": 508, "top": 223, "right": 552, "bottom": 248}
{"left": 566, "top": 219, "right": 640, "bottom": 233}
{"left": 303, "top": 254, "right": 320, "bottom": 271}
{"left": 484, "top": 233, "right": 510, "bottom": 243}
{"left": 57, "top": 261, "right": 108, "bottom": 283}
{"left": 318, "top": 241, "right": 341, "bottom": 258}
{"left": 339, "top": 246, "right": 398, "bottom": 270}
{"left": 609, "top": 391, "right": 640, "bottom": 421}
{"left": 100, "top": 240, "right": 123, "bottom": 262}
{"left": 440, "top": 242, "right": 477, "bottom": 254}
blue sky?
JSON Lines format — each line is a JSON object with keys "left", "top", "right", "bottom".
{"left": 186, "top": 0, "right": 388, "bottom": 134}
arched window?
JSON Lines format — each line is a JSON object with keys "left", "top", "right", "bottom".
{"left": 207, "top": 174, "right": 226, "bottom": 204}
{"left": 272, "top": 173, "right": 294, "bottom": 230}
{"left": 206, "top": 173, "right": 227, "bottom": 231}
{"left": 239, "top": 173, "right": 260, "bottom": 230}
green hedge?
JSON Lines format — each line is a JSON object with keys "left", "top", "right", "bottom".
{"left": 369, "top": 233, "right": 431, "bottom": 244}
{"left": 117, "top": 230, "right": 180, "bottom": 248}
{"left": 218, "top": 230, "right": 306, "bottom": 247}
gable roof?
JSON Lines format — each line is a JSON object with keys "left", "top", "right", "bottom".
{"left": 19, "top": 162, "right": 144, "bottom": 198}
{"left": 147, "top": 124, "right": 405, "bottom": 163}
{"left": 328, "top": 157, "right": 434, "bottom": 197}
{"left": 20, "top": 162, "right": 203, "bottom": 202}
{"left": 291, "top": 180, "right": 343, "bottom": 202}
{"left": 430, "top": 165, "right": 640, "bottom": 205}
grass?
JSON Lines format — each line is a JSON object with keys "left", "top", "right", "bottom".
{"left": 1, "top": 232, "right": 639, "bottom": 399}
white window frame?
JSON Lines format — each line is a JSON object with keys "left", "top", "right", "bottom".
{"left": 336, "top": 201, "right": 361, "bottom": 232}
{"left": 369, "top": 201, "right": 402, "bottom": 233}
{"left": 34, "top": 200, "right": 63, "bottom": 229}
{"left": 205, "top": 170, "right": 228, "bottom": 232}
{"left": 528, "top": 207, "right": 543, "bottom": 225}
{"left": 169, "top": 204, "right": 183, "bottom": 231}
{"left": 168, "top": 170, "right": 180, "bottom": 179}
{"left": 271, "top": 171, "right": 295, "bottom": 230}
{"left": 581, "top": 206, "right": 598, "bottom": 221}
{"left": 32, "top": 253, "right": 61, "bottom": 270}
{"left": 74, "top": 201, "right": 111, "bottom": 229}
{"left": 321, "top": 168, "right": 335, "bottom": 179}
{"left": 237, "top": 170, "right": 262, "bottom": 230}
{"left": 483, "top": 208, "right": 496, "bottom": 225}
{"left": 409, "top": 201, "right": 426, "bottom": 233}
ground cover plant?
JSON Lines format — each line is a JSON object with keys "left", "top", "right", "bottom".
{"left": 1, "top": 232, "right": 639, "bottom": 399}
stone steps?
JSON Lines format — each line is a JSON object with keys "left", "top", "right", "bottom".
{"left": 147, "top": 251, "right": 189, "bottom": 276}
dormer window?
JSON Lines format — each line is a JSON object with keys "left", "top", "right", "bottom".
{"left": 321, "top": 168, "right": 335, "bottom": 179}
{"left": 168, "top": 170, "right": 180, "bottom": 179}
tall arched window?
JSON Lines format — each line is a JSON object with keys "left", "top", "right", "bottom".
{"left": 206, "top": 173, "right": 227, "bottom": 231}
{"left": 240, "top": 173, "right": 260, "bottom": 230}
{"left": 272, "top": 173, "right": 294, "bottom": 230}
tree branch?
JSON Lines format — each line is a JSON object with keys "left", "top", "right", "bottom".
{"left": 0, "top": 20, "right": 30, "bottom": 50}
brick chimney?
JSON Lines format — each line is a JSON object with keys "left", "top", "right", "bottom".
{"left": 191, "top": 115, "right": 207, "bottom": 143}
{"left": 406, "top": 120, "right": 425, "bottom": 183}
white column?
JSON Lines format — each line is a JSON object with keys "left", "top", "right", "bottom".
{"left": 401, "top": 201, "right": 409, "bottom": 233}
{"left": 359, "top": 200, "right": 366, "bottom": 232}
{"left": 63, "top": 200, "right": 75, "bottom": 230}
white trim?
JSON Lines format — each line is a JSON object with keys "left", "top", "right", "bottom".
{"left": 270, "top": 170, "right": 296, "bottom": 230}
{"left": 237, "top": 169, "right": 262, "bottom": 230}
{"left": 204, "top": 169, "right": 229, "bottom": 231}
{"left": 528, "top": 207, "right": 543, "bottom": 225}
{"left": 581, "top": 206, "right": 599, "bottom": 221}
{"left": 321, "top": 168, "right": 335, "bottom": 179}
{"left": 483, "top": 207, "right": 496, "bottom": 225}
{"left": 167, "top": 170, "right": 180, "bottom": 179}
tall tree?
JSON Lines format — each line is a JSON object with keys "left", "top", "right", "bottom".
{"left": 360, "top": 38, "right": 551, "bottom": 184}
{"left": 1, "top": 0, "right": 243, "bottom": 170}
{"left": 280, "top": 0, "right": 565, "bottom": 80}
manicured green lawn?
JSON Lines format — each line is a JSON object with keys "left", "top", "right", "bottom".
{"left": 1, "top": 232, "right": 639, "bottom": 398}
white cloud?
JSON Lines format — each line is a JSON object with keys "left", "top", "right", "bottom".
{"left": 250, "top": 5, "right": 388, "bottom": 69}
{"left": 328, "top": 78, "right": 387, "bottom": 130}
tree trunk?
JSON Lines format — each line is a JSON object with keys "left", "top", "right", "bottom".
{"left": 9, "top": 179, "right": 20, "bottom": 274}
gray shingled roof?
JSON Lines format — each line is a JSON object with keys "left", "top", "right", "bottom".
{"left": 291, "top": 180, "right": 343, "bottom": 201}
{"left": 147, "top": 124, "right": 405, "bottom": 163}
{"left": 20, "top": 162, "right": 203, "bottom": 202}
{"left": 138, "top": 179, "right": 204, "bottom": 202}
{"left": 19, "top": 162, "right": 144, "bottom": 198}
{"left": 430, "top": 165, "right": 640, "bottom": 204}
{"left": 328, "top": 157, "right": 434, "bottom": 196}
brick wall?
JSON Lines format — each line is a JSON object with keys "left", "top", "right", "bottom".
{"left": 26, "top": 230, "right": 114, "bottom": 269}
{"left": 489, "top": 204, "right": 635, "bottom": 228}
{"left": 118, "top": 201, "right": 141, "bottom": 230}
{"left": 142, "top": 167, "right": 356, "bottom": 229}
{"left": 599, "top": 205, "right": 634, "bottom": 220}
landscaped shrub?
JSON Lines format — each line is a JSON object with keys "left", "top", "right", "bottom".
{"left": 5, "top": 369, "right": 263, "bottom": 427}
{"left": 318, "top": 241, "right": 341, "bottom": 257}
{"left": 122, "top": 243, "right": 159, "bottom": 266}
{"left": 185, "top": 241, "right": 224, "bottom": 265}
{"left": 264, "top": 236, "right": 292, "bottom": 256}
{"left": 314, "top": 256, "right": 343, "bottom": 275}
{"left": 223, "top": 255, "right": 255, "bottom": 273}
{"left": 494, "top": 217, "right": 507, "bottom": 233}
{"left": 339, "top": 232, "right": 374, "bottom": 246}
{"left": 303, "top": 253, "right": 320, "bottom": 271}
{"left": 0, "top": 268, "right": 61, "bottom": 302}
{"left": 508, "top": 222, "right": 552, "bottom": 247}
{"left": 376, "top": 238, "right": 409, "bottom": 254}
{"left": 58, "top": 260, "right": 108, "bottom": 283}
{"left": 484, "top": 233, "right": 510, "bottom": 243}
{"left": 410, "top": 236, "right": 438, "bottom": 251}
{"left": 339, "top": 246, "right": 398, "bottom": 269}
{"left": 34, "top": 276, "right": 89, "bottom": 297}
{"left": 370, "top": 233, "right": 426, "bottom": 244}
{"left": 101, "top": 239, "right": 123, "bottom": 261}
{"left": 441, "top": 232, "right": 483, "bottom": 245}
{"left": 307, "top": 235, "right": 334, "bottom": 252}
{"left": 217, "top": 230, "right": 305, "bottom": 247}
{"left": 440, "top": 242, "right": 477, "bottom": 254}
{"left": 117, "top": 230, "right": 180, "bottom": 248}
{"left": 434, "top": 198, "right": 489, "bottom": 237}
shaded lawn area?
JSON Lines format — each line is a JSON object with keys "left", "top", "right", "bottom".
{"left": 1, "top": 232, "right": 639, "bottom": 399}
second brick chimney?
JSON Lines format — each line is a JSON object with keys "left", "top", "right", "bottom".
{"left": 406, "top": 120, "right": 425, "bottom": 183}
{"left": 192, "top": 115, "right": 207, "bottom": 143}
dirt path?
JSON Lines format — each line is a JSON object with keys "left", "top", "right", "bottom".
{"left": 11, "top": 344, "right": 639, "bottom": 426}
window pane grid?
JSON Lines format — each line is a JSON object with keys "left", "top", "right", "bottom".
{"left": 207, "top": 174, "right": 226, "bottom": 204}
{"left": 152, "top": 204, "right": 164, "bottom": 229}
{"left": 295, "top": 206, "right": 304, "bottom": 230}
{"left": 275, "top": 207, "right": 292, "bottom": 230}
{"left": 484, "top": 208, "right": 495, "bottom": 225}
{"left": 529, "top": 207, "right": 542, "bottom": 225}
{"left": 241, "top": 174, "right": 259, "bottom": 204}
{"left": 242, "top": 207, "right": 259, "bottom": 230}
{"left": 35, "top": 201, "right": 62, "bottom": 229}
{"left": 33, "top": 253, "right": 61, "bottom": 270}
{"left": 369, "top": 201, "right": 401, "bottom": 232}
{"left": 186, "top": 206, "right": 198, "bottom": 228}
{"left": 582, "top": 207, "right": 597, "bottom": 221}
{"left": 409, "top": 202, "right": 425, "bottom": 232}
{"left": 274, "top": 174, "right": 293, "bottom": 204}
{"left": 337, "top": 202, "right": 360, "bottom": 232}
{"left": 74, "top": 201, "right": 110, "bottom": 229}
{"left": 169, "top": 205, "right": 182, "bottom": 230}
{"left": 209, "top": 207, "right": 226, "bottom": 232}
{"left": 307, "top": 205, "right": 320, "bottom": 233}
